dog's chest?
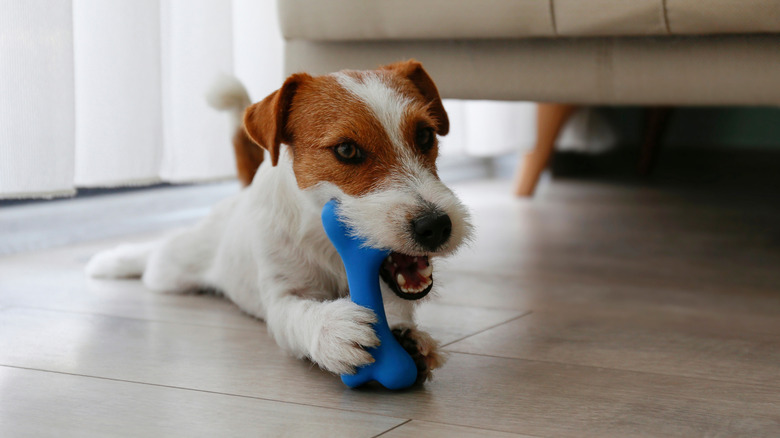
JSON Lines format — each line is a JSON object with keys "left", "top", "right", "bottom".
{"left": 300, "top": 221, "right": 350, "bottom": 297}
{"left": 261, "top": 208, "right": 349, "bottom": 299}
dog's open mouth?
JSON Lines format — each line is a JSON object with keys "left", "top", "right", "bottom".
{"left": 379, "top": 252, "right": 433, "bottom": 300}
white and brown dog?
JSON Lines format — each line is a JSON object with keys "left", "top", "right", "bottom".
{"left": 86, "top": 60, "right": 473, "bottom": 383}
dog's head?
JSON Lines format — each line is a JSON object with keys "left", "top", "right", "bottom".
{"left": 243, "top": 60, "right": 472, "bottom": 299}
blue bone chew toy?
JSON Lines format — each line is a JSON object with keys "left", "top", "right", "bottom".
{"left": 321, "top": 199, "right": 418, "bottom": 390}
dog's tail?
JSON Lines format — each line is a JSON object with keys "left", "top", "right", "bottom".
{"left": 206, "top": 74, "right": 264, "bottom": 187}
{"left": 206, "top": 74, "right": 251, "bottom": 130}
{"left": 85, "top": 242, "right": 156, "bottom": 279}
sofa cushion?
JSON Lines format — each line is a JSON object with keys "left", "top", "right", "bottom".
{"left": 279, "top": 0, "right": 555, "bottom": 41}
{"left": 284, "top": 35, "right": 780, "bottom": 105}
{"left": 668, "top": 0, "right": 780, "bottom": 35}
{"left": 279, "top": 0, "right": 780, "bottom": 41}
{"left": 554, "top": 0, "right": 668, "bottom": 36}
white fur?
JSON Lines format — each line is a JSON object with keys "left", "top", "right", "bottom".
{"left": 86, "top": 75, "right": 472, "bottom": 378}
{"left": 205, "top": 73, "right": 251, "bottom": 130}
{"left": 337, "top": 158, "right": 472, "bottom": 256}
{"left": 334, "top": 72, "right": 410, "bottom": 153}
{"left": 333, "top": 72, "right": 472, "bottom": 255}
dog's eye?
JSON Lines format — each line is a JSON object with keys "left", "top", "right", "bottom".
{"left": 416, "top": 127, "right": 436, "bottom": 153}
{"left": 333, "top": 142, "right": 365, "bottom": 164}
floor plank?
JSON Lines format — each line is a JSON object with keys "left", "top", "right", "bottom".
{"left": 447, "top": 306, "right": 780, "bottom": 387}
{"left": 0, "top": 182, "right": 238, "bottom": 255}
{"left": 0, "top": 366, "right": 405, "bottom": 438}
{"left": 0, "top": 308, "right": 777, "bottom": 436}
{"left": 0, "top": 238, "right": 261, "bottom": 330}
{"left": 437, "top": 178, "right": 780, "bottom": 320}
{"left": 415, "top": 302, "right": 525, "bottom": 346}
{"left": 381, "top": 421, "right": 536, "bottom": 438}
{"left": 435, "top": 268, "right": 780, "bottom": 318}
{"left": 2, "top": 170, "right": 780, "bottom": 436}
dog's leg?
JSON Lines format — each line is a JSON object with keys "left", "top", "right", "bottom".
{"left": 263, "top": 292, "right": 381, "bottom": 375}
{"left": 140, "top": 227, "right": 218, "bottom": 294}
{"left": 87, "top": 198, "right": 232, "bottom": 294}
{"left": 86, "top": 241, "right": 157, "bottom": 279}
{"left": 380, "top": 282, "right": 446, "bottom": 383}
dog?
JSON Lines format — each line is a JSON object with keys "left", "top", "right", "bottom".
{"left": 86, "top": 60, "right": 473, "bottom": 383}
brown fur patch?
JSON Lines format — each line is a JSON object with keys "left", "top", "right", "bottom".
{"left": 232, "top": 127, "right": 265, "bottom": 187}
{"left": 241, "top": 61, "right": 449, "bottom": 196}
{"left": 243, "top": 73, "right": 310, "bottom": 166}
{"left": 381, "top": 60, "right": 449, "bottom": 136}
{"left": 285, "top": 74, "right": 403, "bottom": 196}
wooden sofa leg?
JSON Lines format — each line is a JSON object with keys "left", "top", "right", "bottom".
{"left": 638, "top": 106, "right": 672, "bottom": 176}
{"left": 513, "top": 103, "right": 578, "bottom": 197}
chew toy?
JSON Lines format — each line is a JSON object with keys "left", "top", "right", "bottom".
{"left": 321, "top": 199, "right": 417, "bottom": 390}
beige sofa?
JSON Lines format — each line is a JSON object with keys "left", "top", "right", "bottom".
{"left": 278, "top": 0, "right": 780, "bottom": 194}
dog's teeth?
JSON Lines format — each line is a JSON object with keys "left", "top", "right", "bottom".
{"left": 419, "top": 264, "right": 433, "bottom": 278}
{"left": 396, "top": 273, "right": 406, "bottom": 287}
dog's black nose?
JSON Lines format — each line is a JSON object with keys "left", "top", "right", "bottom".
{"left": 412, "top": 211, "right": 452, "bottom": 251}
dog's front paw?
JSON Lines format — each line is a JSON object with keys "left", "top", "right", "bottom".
{"left": 310, "top": 300, "right": 380, "bottom": 375}
{"left": 392, "top": 326, "right": 446, "bottom": 384}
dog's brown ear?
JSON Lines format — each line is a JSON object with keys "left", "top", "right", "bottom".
{"left": 243, "top": 73, "right": 310, "bottom": 166}
{"left": 382, "top": 59, "right": 449, "bottom": 136}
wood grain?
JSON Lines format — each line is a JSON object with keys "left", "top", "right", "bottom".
{"left": 447, "top": 307, "right": 780, "bottom": 387}
{"left": 2, "top": 164, "right": 779, "bottom": 436}
{"left": 382, "top": 421, "right": 537, "bottom": 438}
{"left": 0, "top": 366, "right": 405, "bottom": 438}
{"left": 0, "top": 309, "right": 777, "bottom": 436}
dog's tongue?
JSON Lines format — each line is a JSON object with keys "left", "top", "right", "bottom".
{"left": 384, "top": 253, "right": 432, "bottom": 294}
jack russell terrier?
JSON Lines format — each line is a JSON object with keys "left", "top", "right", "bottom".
{"left": 86, "top": 60, "right": 473, "bottom": 383}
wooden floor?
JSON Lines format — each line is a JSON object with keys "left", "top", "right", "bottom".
{"left": 1, "top": 166, "right": 779, "bottom": 436}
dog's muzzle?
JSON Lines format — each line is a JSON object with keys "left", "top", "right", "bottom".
{"left": 411, "top": 211, "right": 452, "bottom": 252}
